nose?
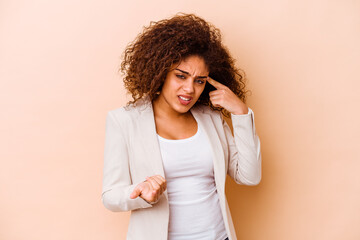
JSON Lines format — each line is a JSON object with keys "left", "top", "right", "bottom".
{"left": 182, "top": 78, "right": 195, "bottom": 94}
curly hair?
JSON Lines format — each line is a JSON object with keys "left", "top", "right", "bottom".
{"left": 120, "top": 13, "right": 249, "bottom": 116}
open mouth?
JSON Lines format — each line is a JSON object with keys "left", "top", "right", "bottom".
{"left": 178, "top": 95, "right": 192, "bottom": 105}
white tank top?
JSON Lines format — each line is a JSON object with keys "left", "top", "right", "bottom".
{"left": 157, "top": 117, "right": 228, "bottom": 240}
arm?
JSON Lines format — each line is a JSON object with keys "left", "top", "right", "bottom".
{"left": 101, "top": 111, "right": 153, "bottom": 211}
{"left": 223, "top": 107, "right": 262, "bottom": 185}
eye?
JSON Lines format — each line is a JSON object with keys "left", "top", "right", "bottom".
{"left": 195, "top": 79, "right": 205, "bottom": 84}
{"left": 176, "top": 74, "right": 186, "bottom": 79}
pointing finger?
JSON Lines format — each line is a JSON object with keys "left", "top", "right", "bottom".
{"left": 207, "top": 77, "right": 226, "bottom": 90}
{"left": 209, "top": 89, "right": 226, "bottom": 97}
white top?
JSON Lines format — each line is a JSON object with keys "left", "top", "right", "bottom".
{"left": 157, "top": 117, "right": 228, "bottom": 240}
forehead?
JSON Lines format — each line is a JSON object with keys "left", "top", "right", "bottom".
{"left": 174, "top": 55, "right": 209, "bottom": 75}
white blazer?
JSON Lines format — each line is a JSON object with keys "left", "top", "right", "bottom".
{"left": 101, "top": 97, "right": 262, "bottom": 240}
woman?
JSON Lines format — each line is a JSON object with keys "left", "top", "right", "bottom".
{"left": 102, "top": 13, "right": 262, "bottom": 240}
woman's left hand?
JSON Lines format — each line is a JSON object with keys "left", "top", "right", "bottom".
{"left": 207, "top": 77, "right": 248, "bottom": 115}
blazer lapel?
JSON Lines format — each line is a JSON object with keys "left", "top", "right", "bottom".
{"left": 191, "top": 107, "right": 226, "bottom": 193}
{"left": 136, "top": 98, "right": 168, "bottom": 201}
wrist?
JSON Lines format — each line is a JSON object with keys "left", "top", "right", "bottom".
{"left": 232, "top": 107, "right": 249, "bottom": 115}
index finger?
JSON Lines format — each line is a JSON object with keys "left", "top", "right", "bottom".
{"left": 207, "top": 77, "right": 226, "bottom": 90}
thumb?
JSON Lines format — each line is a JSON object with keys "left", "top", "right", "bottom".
{"left": 130, "top": 186, "right": 142, "bottom": 199}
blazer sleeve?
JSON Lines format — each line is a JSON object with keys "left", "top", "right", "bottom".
{"left": 223, "top": 107, "right": 262, "bottom": 185}
{"left": 101, "top": 111, "right": 154, "bottom": 212}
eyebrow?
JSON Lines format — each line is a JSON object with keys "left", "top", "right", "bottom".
{"left": 175, "top": 68, "right": 208, "bottom": 79}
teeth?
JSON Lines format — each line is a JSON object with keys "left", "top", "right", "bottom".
{"left": 179, "top": 96, "right": 191, "bottom": 101}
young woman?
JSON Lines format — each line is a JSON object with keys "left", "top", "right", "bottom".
{"left": 102, "top": 13, "right": 262, "bottom": 240}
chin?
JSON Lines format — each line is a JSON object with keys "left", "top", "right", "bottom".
{"left": 171, "top": 103, "right": 191, "bottom": 114}
{"left": 175, "top": 106, "right": 191, "bottom": 114}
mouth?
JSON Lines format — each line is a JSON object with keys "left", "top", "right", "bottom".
{"left": 178, "top": 95, "right": 192, "bottom": 105}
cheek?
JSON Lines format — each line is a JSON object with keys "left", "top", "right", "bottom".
{"left": 162, "top": 78, "right": 180, "bottom": 95}
{"left": 168, "top": 77, "right": 182, "bottom": 88}
{"left": 195, "top": 85, "right": 206, "bottom": 98}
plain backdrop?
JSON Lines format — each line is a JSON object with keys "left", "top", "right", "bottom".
{"left": 1, "top": 0, "right": 359, "bottom": 239}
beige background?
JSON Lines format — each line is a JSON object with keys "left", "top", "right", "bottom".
{"left": 1, "top": 0, "right": 359, "bottom": 239}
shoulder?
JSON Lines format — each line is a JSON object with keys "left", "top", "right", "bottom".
{"left": 107, "top": 97, "right": 151, "bottom": 125}
{"left": 107, "top": 107, "right": 133, "bottom": 124}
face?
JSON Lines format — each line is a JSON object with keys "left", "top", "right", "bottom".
{"left": 155, "top": 55, "right": 209, "bottom": 115}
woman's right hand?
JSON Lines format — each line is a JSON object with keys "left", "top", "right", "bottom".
{"left": 130, "top": 175, "right": 167, "bottom": 204}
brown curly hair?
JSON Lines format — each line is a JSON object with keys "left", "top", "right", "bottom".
{"left": 120, "top": 13, "right": 249, "bottom": 115}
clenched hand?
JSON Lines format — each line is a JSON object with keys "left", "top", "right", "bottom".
{"left": 130, "top": 175, "right": 167, "bottom": 204}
